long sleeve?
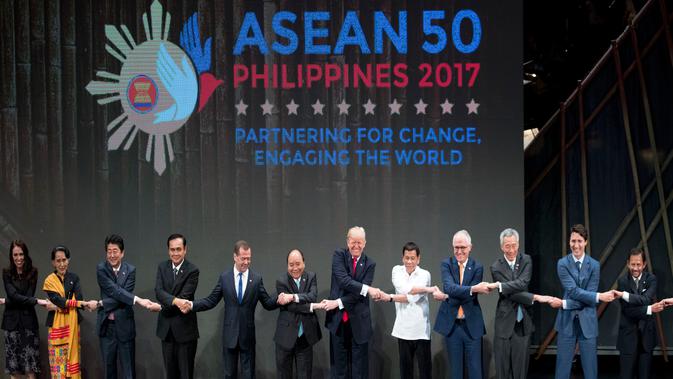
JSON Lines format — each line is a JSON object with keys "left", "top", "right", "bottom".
{"left": 332, "top": 251, "right": 364, "bottom": 296}
{"left": 283, "top": 275, "right": 317, "bottom": 314}
{"left": 154, "top": 265, "right": 174, "bottom": 307}
{"left": 442, "top": 260, "right": 474, "bottom": 301}
{"left": 193, "top": 277, "right": 223, "bottom": 312}
{"left": 98, "top": 265, "right": 136, "bottom": 310}
{"left": 499, "top": 259, "right": 532, "bottom": 295}
{"left": 258, "top": 277, "right": 279, "bottom": 311}
{"left": 339, "top": 261, "right": 375, "bottom": 307}
{"left": 557, "top": 260, "right": 598, "bottom": 307}
{"left": 3, "top": 272, "right": 37, "bottom": 306}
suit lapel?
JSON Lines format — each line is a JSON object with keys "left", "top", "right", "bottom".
{"left": 117, "top": 262, "right": 128, "bottom": 286}
{"left": 630, "top": 274, "right": 638, "bottom": 293}
{"left": 450, "top": 258, "right": 460, "bottom": 284}
{"left": 346, "top": 250, "right": 355, "bottom": 277}
{"left": 462, "top": 259, "right": 475, "bottom": 285}
{"left": 64, "top": 272, "right": 74, "bottom": 298}
{"left": 171, "top": 261, "right": 187, "bottom": 293}
{"left": 299, "top": 272, "right": 308, "bottom": 292}
{"left": 290, "top": 272, "right": 306, "bottom": 293}
{"left": 242, "top": 271, "right": 255, "bottom": 303}
{"left": 355, "top": 255, "right": 366, "bottom": 280}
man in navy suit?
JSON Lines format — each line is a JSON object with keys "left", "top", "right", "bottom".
{"left": 181, "top": 240, "right": 287, "bottom": 379}
{"left": 554, "top": 224, "right": 617, "bottom": 379}
{"left": 614, "top": 248, "right": 663, "bottom": 379}
{"left": 433, "top": 229, "right": 490, "bottom": 379}
{"left": 96, "top": 234, "right": 159, "bottom": 379}
{"left": 323, "top": 226, "right": 381, "bottom": 379}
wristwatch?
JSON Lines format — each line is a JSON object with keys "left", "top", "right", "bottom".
{"left": 389, "top": 296, "right": 393, "bottom": 302}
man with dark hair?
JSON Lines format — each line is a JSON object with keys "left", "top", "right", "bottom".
{"left": 180, "top": 240, "right": 288, "bottom": 379}
{"left": 96, "top": 234, "right": 159, "bottom": 379}
{"left": 155, "top": 234, "right": 200, "bottom": 379}
{"left": 274, "top": 249, "right": 323, "bottom": 379}
{"left": 555, "top": 224, "right": 617, "bottom": 379}
{"left": 613, "top": 248, "right": 662, "bottom": 379}
{"left": 379, "top": 242, "right": 436, "bottom": 378}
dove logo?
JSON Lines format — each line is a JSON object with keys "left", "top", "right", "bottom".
{"left": 85, "top": 0, "right": 223, "bottom": 175}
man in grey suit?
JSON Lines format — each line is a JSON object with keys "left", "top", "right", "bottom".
{"left": 488, "top": 228, "right": 561, "bottom": 379}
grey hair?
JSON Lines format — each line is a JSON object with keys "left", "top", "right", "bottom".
{"left": 453, "top": 230, "right": 472, "bottom": 245}
{"left": 499, "top": 228, "right": 519, "bottom": 245}
{"left": 347, "top": 226, "right": 366, "bottom": 240}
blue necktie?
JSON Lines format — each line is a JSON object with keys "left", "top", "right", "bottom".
{"left": 237, "top": 272, "right": 243, "bottom": 304}
{"left": 294, "top": 278, "right": 303, "bottom": 337}
{"left": 511, "top": 263, "right": 524, "bottom": 322}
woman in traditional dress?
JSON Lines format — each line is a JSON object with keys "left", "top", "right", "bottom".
{"left": 43, "top": 245, "right": 97, "bottom": 378}
{"left": 2, "top": 240, "right": 50, "bottom": 379}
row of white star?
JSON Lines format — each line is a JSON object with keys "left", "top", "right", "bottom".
{"left": 234, "top": 98, "right": 480, "bottom": 116}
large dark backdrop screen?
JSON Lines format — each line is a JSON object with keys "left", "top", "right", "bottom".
{"left": 0, "top": 0, "right": 522, "bottom": 377}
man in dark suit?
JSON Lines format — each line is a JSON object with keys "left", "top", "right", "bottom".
{"left": 323, "top": 226, "right": 381, "bottom": 379}
{"left": 433, "top": 229, "right": 489, "bottom": 379}
{"left": 614, "top": 248, "right": 662, "bottom": 379}
{"left": 488, "top": 228, "right": 561, "bottom": 379}
{"left": 155, "top": 233, "right": 200, "bottom": 379}
{"left": 274, "top": 249, "right": 323, "bottom": 379}
{"left": 554, "top": 224, "right": 617, "bottom": 379}
{"left": 181, "top": 240, "right": 284, "bottom": 379}
{"left": 96, "top": 234, "right": 158, "bottom": 379}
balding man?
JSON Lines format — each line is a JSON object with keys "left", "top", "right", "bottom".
{"left": 274, "top": 249, "right": 323, "bottom": 379}
{"left": 323, "top": 226, "right": 380, "bottom": 379}
{"left": 434, "top": 230, "right": 488, "bottom": 379}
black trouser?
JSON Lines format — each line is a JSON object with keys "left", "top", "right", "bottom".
{"left": 494, "top": 321, "right": 530, "bottom": 379}
{"left": 100, "top": 320, "right": 136, "bottom": 379}
{"left": 397, "top": 338, "right": 432, "bottom": 379}
{"left": 276, "top": 335, "right": 313, "bottom": 379}
{"left": 161, "top": 329, "right": 197, "bottom": 379}
{"left": 224, "top": 342, "right": 255, "bottom": 379}
{"left": 330, "top": 321, "right": 368, "bottom": 379}
{"left": 620, "top": 333, "right": 652, "bottom": 379}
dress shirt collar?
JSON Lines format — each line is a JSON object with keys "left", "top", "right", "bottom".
{"left": 503, "top": 255, "right": 516, "bottom": 267}
{"left": 633, "top": 274, "right": 642, "bottom": 282}
{"left": 234, "top": 266, "right": 248, "bottom": 277}
{"left": 404, "top": 266, "right": 419, "bottom": 276}
{"left": 572, "top": 253, "right": 585, "bottom": 265}
{"left": 172, "top": 260, "right": 184, "bottom": 272}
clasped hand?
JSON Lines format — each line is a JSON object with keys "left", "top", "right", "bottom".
{"left": 276, "top": 292, "right": 294, "bottom": 305}
{"left": 173, "top": 298, "right": 192, "bottom": 314}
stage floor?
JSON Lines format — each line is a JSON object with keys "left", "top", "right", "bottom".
{"left": 528, "top": 354, "right": 672, "bottom": 378}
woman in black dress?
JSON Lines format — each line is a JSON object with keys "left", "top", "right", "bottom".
{"left": 2, "top": 240, "right": 49, "bottom": 379}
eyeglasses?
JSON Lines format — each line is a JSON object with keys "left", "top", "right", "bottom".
{"left": 453, "top": 246, "right": 469, "bottom": 251}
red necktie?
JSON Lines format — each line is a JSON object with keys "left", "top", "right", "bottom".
{"left": 342, "top": 257, "right": 358, "bottom": 322}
